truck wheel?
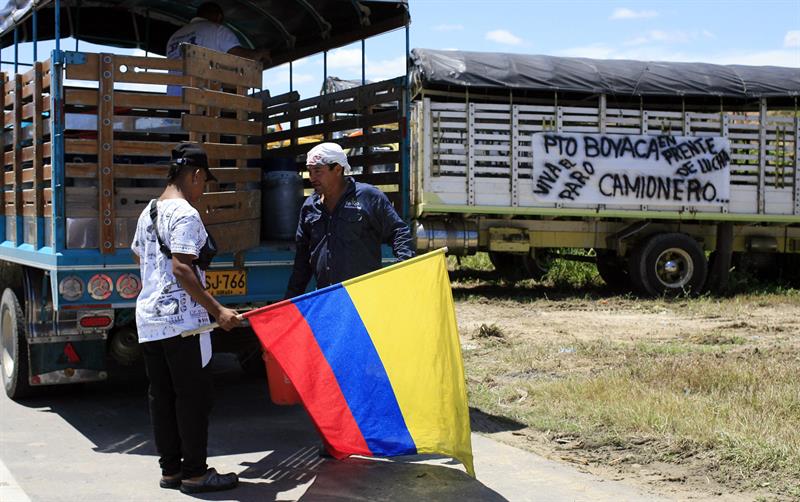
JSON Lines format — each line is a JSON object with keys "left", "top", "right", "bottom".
{"left": 521, "top": 251, "right": 550, "bottom": 281}
{"left": 1, "top": 288, "right": 32, "bottom": 399}
{"left": 629, "top": 234, "right": 707, "bottom": 297}
{"left": 488, "top": 252, "right": 525, "bottom": 282}
{"left": 596, "top": 251, "right": 629, "bottom": 290}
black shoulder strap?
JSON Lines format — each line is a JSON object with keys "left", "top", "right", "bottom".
{"left": 149, "top": 199, "right": 173, "bottom": 258}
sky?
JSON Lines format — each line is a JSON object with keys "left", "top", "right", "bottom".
{"left": 1, "top": 0, "right": 798, "bottom": 101}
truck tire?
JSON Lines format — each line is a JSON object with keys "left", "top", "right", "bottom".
{"left": 628, "top": 233, "right": 707, "bottom": 297}
{"left": 488, "top": 252, "right": 525, "bottom": 282}
{"left": 521, "top": 251, "right": 550, "bottom": 281}
{"left": 596, "top": 250, "right": 629, "bottom": 290}
{"left": 1, "top": 288, "right": 32, "bottom": 399}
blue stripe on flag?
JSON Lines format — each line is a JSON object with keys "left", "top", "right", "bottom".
{"left": 294, "top": 285, "right": 417, "bottom": 456}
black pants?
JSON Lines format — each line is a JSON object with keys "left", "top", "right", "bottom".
{"left": 141, "top": 335, "right": 212, "bottom": 478}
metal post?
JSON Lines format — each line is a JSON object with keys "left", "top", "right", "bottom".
{"left": 32, "top": 9, "right": 38, "bottom": 61}
{"left": 75, "top": 1, "right": 81, "bottom": 51}
{"left": 402, "top": 22, "right": 411, "bottom": 220}
{"left": 323, "top": 50, "right": 327, "bottom": 94}
{"left": 145, "top": 9, "right": 150, "bottom": 56}
{"left": 289, "top": 61, "right": 293, "bottom": 92}
{"left": 55, "top": 0, "right": 61, "bottom": 52}
{"left": 361, "top": 38, "right": 366, "bottom": 85}
{"left": 13, "top": 26, "right": 18, "bottom": 73}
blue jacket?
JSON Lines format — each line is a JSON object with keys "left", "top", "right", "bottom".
{"left": 285, "top": 177, "right": 415, "bottom": 298}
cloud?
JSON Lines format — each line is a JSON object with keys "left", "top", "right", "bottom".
{"left": 626, "top": 30, "right": 692, "bottom": 46}
{"left": 434, "top": 24, "right": 464, "bottom": 32}
{"left": 610, "top": 8, "right": 658, "bottom": 20}
{"left": 366, "top": 56, "right": 406, "bottom": 81}
{"left": 264, "top": 66, "right": 314, "bottom": 88}
{"left": 556, "top": 44, "right": 616, "bottom": 59}
{"left": 556, "top": 44, "right": 800, "bottom": 67}
{"left": 785, "top": 30, "right": 800, "bottom": 48}
{"left": 327, "top": 48, "right": 363, "bottom": 69}
{"left": 306, "top": 49, "right": 406, "bottom": 81}
{"left": 485, "top": 29, "right": 523, "bottom": 46}
{"left": 709, "top": 50, "right": 800, "bottom": 67}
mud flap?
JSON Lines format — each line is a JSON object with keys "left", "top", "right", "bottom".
{"left": 28, "top": 340, "right": 107, "bottom": 386}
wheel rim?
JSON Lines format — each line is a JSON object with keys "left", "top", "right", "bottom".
{"left": 1, "top": 305, "right": 15, "bottom": 381}
{"left": 653, "top": 248, "right": 694, "bottom": 289}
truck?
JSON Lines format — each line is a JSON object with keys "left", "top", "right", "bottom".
{"left": 407, "top": 50, "right": 800, "bottom": 294}
{"left": 1, "top": 0, "right": 798, "bottom": 400}
{"left": 0, "top": 0, "right": 411, "bottom": 399}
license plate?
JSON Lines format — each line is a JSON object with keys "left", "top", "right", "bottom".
{"left": 204, "top": 270, "right": 247, "bottom": 296}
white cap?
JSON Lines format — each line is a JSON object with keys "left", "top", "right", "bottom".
{"left": 306, "top": 142, "right": 351, "bottom": 172}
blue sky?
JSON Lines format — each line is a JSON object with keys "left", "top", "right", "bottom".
{"left": 2, "top": 1, "right": 798, "bottom": 100}
{"left": 265, "top": 0, "right": 800, "bottom": 99}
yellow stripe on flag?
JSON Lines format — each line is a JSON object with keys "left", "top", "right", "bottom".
{"left": 344, "top": 250, "right": 474, "bottom": 476}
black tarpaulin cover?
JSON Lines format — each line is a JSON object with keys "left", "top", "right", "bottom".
{"left": 410, "top": 48, "right": 800, "bottom": 100}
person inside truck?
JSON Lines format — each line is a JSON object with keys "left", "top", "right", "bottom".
{"left": 131, "top": 143, "right": 242, "bottom": 494}
{"left": 285, "top": 142, "right": 415, "bottom": 301}
{"left": 165, "top": 2, "right": 271, "bottom": 95}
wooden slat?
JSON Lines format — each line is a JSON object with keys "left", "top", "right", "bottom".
{"left": 0, "top": 73, "right": 5, "bottom": 212}
{"left": 13, "top": 75, "right": 23, "bottom": 227}
{"left": 182, "top": 114, "right": 260, "bottom": 136}
{"left": 114, "top": 55, "right": 182, "bottom": 71}
{"left": 65, "top": 139, "right": 99, "bottom": 154}
{"left": 98, "top": 53, "right": 116, "bottom": 253}
{"left": 65, "top": 53, "right": 100, "bottom": 80}
{"left": 260, "top": 90, "right": 299, "bottom": 108}
{"left": 195, "top": 190, "right": 260, "bottom": 225}
{"left": 265, "top": 85, "right": 401, "bottom": 126}
{"left": 33, "top": 62, "right": 44, "bottom": 229}
{"left": 205, "top": 219, "right": 260, "bottom": 254}
{"left": 109, "top": 140, "right": 261, "bottom": 160}
{"left": 66, "top": 88, "right": 188, "bottom": 110}
{"left": 265, "top": 129, "right": 400, "bottom": 158}
{"left": 21, "top": 165, "right": 52, "bottom": 183}
{"left": 183, "top": 87, "right": 262, "bottom": 113}
{"left": 264, "top": 109, "right": 400, "bottom": 144}
{"left": 181, "top": 44, "right": 262, "bottom": 89}
{"left": 115, "top": 71, "right": 189, "bottom": 86}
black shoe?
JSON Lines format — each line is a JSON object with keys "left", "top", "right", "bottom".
{"left": 159, "top": 474, "right": 181, "bottom": 490}
{"left": 180, "top": 468, "right": 238, "bottom": 494}
{"left": 318, "top": 444, "right": 333, "bottom": 458}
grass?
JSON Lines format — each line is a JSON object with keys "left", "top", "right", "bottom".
{"left": 452, "top": 250, "right": 800, "bottom": 496}
{"left": 463, "top": 338, "right": 800, "bottom": 495}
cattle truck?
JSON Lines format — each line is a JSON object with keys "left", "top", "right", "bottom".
{"left": 408, "top": 49, "right": 800, "bottom": 295}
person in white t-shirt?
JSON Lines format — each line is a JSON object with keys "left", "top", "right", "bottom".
{"left": 131, "top": 143, "right": 241, "bottom": 494}
{"left": 165, "top": 2, "right": 270, "bottom": 95}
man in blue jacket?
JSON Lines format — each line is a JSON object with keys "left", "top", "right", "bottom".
{"left": 285, "top": 142, "right": 415, "bottom": 298}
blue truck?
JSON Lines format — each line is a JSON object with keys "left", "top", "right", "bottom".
{"left": 0, "top": 0, "right": 412, "bottom": 399}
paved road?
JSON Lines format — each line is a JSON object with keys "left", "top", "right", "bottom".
{"left": 0, "top": 355, "right": 668, "bottom": 501}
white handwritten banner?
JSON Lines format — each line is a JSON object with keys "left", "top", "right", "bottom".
{"left": 531, "top": 132, "right": 731, "bottom": 207}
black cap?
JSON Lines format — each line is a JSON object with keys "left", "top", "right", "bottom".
{"left": 169, "top": 142, "right": 217, "bottom": 182}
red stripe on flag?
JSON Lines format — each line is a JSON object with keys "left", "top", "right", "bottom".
{"left": 249, "top": 301, "right": 372, "bottom": 457}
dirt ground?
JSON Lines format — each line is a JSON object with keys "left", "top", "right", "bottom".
{"left": 453, "top": 289, "right": 800, "bottom": 501}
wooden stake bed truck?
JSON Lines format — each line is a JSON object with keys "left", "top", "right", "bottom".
{"left": 0, "top": 0, "right": 411, "bottom": 399}
{"left": 409, "top": 49, "right": 800, "bottom": 295}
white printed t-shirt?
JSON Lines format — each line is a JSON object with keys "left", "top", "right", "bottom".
{"left": 131, "top": 198, "right": 212, "bottom": 367}
{"left": 165, "top": 17, "right": 241, "bottom": 96}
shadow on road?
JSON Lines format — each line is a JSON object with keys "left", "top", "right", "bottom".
{"left": 12, "top": 354, "right": 507, "bottom": 501}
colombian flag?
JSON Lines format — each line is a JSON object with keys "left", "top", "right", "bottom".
{"left": 248, "top": 249, "right": 474, "bottom": 476}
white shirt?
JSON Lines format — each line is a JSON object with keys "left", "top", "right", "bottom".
{"left": 165, "top": 17, "right": 241, "bottom": 96}
{"left": 131, "top": 198, "right": 212, "bottom": 366}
